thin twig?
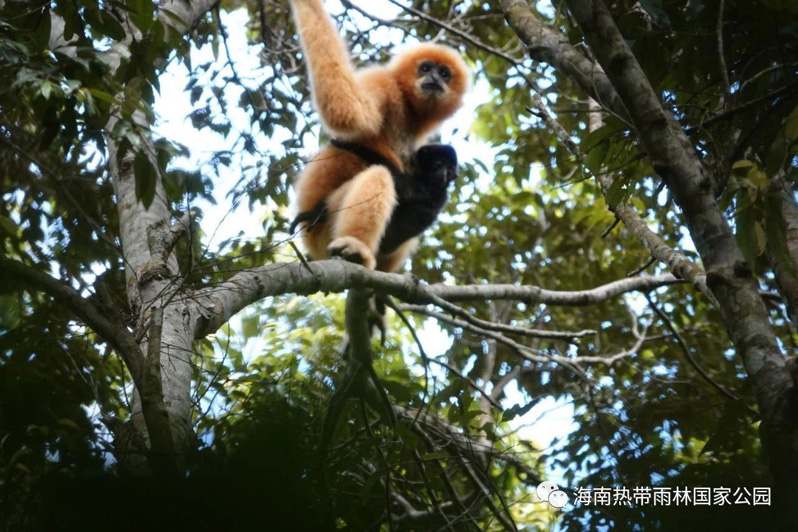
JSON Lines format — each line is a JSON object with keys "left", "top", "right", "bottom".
{"left": 716, "top": 0, "right": 730, "bottom": 102}
{"left": 627, "top": 255, "right": 656, "bottom": 277}
{"left": 644, "top": 292, "right": 746, "bottom": 406}
{"left": 384, "top": 0, "right": 524, "bottom": 66}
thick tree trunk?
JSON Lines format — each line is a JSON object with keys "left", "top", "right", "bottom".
{"left": 107, "top": 116, "right": 197, "bottom": 471}
{"left": 45, "top": 0, "right": 219, "bottom": 472}
{"left": 500, "top": 0, "right": 798, "bottom": 521}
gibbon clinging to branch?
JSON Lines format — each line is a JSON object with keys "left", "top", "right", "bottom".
{"left": 290, "top": 143, "right": 459, "bottom": 254}
{"left": 288, "top": 0, "right": 469, "bottom": 271}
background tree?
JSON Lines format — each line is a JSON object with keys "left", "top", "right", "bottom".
{"left": 1, "top": 0, "right": 796, "bottom": 530}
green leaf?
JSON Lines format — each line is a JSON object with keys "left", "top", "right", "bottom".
{"left": 87, "top": 88, "right": 125, "bottom": 108}
{"left": 731, "top": 159, "right": 756, "bottom": 170}
{"left": 160, "top": 8, "right": 187, "bottom": 30}
{"left": 766, "top": 135, "right": 788, "bottom": 178}
{"left": 583, "top": 124, "right": 616, "bottom": 151}
{"left": 605, "top": 176, "right": 627, "bottom": 208}
{"left": 585, "top": 139, "right": 610, "bottom": 175}
{"left": 84, "top": 8, "right": 126, "bottom": 41}
{"left": 40, "top": 80, "right": 54, "bottom": 100}
{"left": 394, "top": 423, "right": 419, "bottom": 449}
{"left": 127, "top": 0, "right": 155, "bottom": 33}
{"left": 421, "top": 451, "right": 449, "bottom": 462}
{"left": 504, "top": 401, "right": 537, "bottom": 422}
{"left": 39, "top": 106, "right": 60, "bottom": 149}
{"left": 59, "top": 1, "right": 78, "bottom": 41}
{"left": 57, "top": 418, "right": 80, "bottom": 430}
{"left": 242, "top": 314, "right": 259, "bottom": 339}
{"left": 0, "top": 215, "right": 18, "bottom": 235}
{"left": 746, "top": 167, "right": 769, "bottom": 192}
{"left": 381, "top": 379, "right": 413, "bottom": 402}
{"left": 100, "top": 11, "right": 127, "bottom": 41}
{"left": 700, "top": 402, "right": 754, "bottom": 455}
{"left": 34, "top": 8, "right": 52, "bottom": 50}
{"left": 735, "top": 191, "right": 761, "bottom": 265}
{"left": 754, "top": 222, "right": 766, "bottom": 255}
{"left": 134, "top": 150, "right": 157, "bottom": 209}
{"left": 459, "top": 409, "right": 484, "bottom": 425}
{"left": 786, "top": 108, "right": 798, "bottom": 140}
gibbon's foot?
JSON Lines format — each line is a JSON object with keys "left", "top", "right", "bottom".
{"left": 328, "top": 236, "right": 376, "bottom": 270}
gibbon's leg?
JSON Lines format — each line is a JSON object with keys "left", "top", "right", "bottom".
{"left": 328, "top": 166, "right": 397, "bottom": 270}
{"left": 376, "top": 238, "right": 418, "bottom": 273}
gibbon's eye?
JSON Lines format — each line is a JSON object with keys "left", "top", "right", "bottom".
{"left": 438, "top": 65, "right": 451, "bottom": 82}
{"left": 418, "top": 61, "right": 434, "bottom": 75}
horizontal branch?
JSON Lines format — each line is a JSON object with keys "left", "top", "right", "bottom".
{"left": 193, "top": 259, "right": 683, "bottom": 337}
{"left": 0, "top": 258, "right": 145, "bottom": 383}
{"left": 398, "top": 303, "right": 593, "bottom": 340}
{"left": 426, "top": 273, "right": 683, "bottom": 304}
{"left": 400, "top": 303, "right": 643, "bottom": 367}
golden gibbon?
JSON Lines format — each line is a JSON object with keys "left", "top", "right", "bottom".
{"left": 288, "top": 0, "right": 469, "bottom": 271}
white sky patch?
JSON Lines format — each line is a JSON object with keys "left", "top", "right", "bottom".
{"left": 154, "top": 9, "right": 274, "bottom": 249}
{"left": 502, "top": 380, "right": 578, "bottom": 485}
{"left": 503, "top": 382, "right": 577, "bottom": 449}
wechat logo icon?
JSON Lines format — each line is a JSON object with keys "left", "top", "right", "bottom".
{"left": 536, "top": 481, "right": 569, "bottom": 509}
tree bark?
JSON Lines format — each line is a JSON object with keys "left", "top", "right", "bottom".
{"left": 44, "top": 0, "right": 219, "bottom": 472}
{"left": 499, "top": 0, "right": 798, "bottom": 517}
{"left": 192, "top": 260, "right": 681, "bottom": 337}
{"left": 770, "top": 176, "right": 798, "bottom": 331}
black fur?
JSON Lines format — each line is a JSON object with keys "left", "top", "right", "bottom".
{"left": 289, "top": 142, "right": 458, "bottom": 255}
{"left": 379, "top": 144, "right": 457, "bottom": 254}
{"left": 288, "top": 200, "right": 328, "bottom": 234}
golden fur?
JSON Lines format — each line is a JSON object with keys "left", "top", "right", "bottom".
{"left": 290, "top": 0, "right": 469, "bottom": 271}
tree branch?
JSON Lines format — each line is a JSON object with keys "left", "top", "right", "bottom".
{"left": 385, "top": 0, "right": 524, "bottom": 66}
{"left": 399, "top": 303, "right": 643, "bottom": 367}
{"left": 394, "top": 406, "right": 543, "bottom": 486}
{"left": 140, "top": 306, "right": 180, "bottom": 474}
{"left": 500, "top": 3, "right": 709, "bottom": 297}
{"left": 398, "top": 302, "right": 592, "bottom": 341}
{"left": 156, "top": 209, "right": 198, "bottom": 264}
{"left": 645, "top": 293, "right": 743, "bottom": 404}
{"left": 0, "top": 258, "right": 145, "bottom": 383}
{"left": 555, "top": 0, "right": 797, "bottom": 504}
{"left": 499, "top": 0, "right": 627, "bottom": 119}
{"left": 562, "top": 0, "right": 789, "bottom": 417}
{"left": 595, "top": 173, "right": 712, "bottom": 298}
{"left": 769, "top": 175, "right": 798, "bottom": 331}
{"left": 192, "top": 259, "right": 683, "bottom": 337}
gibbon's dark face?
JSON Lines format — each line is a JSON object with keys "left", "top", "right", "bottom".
{"left": 415, "top": 144, "right": 458, "bottom": 185}
{"left": 417, "top": 61, "right": 452, "bottom": 96}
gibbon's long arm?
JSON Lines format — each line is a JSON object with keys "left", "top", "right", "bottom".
{"left": 290, "top": 0, "right": 384, "bottom": 138}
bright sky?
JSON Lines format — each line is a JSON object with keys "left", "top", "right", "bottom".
{"left": 153, "top": 1, "right": 575, "bottom": 491}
